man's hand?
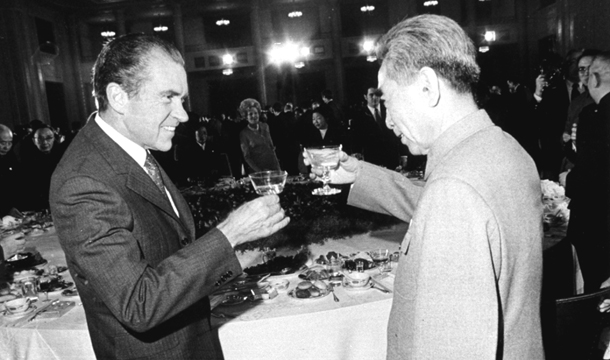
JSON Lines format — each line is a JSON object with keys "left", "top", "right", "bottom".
{"left": 303, "top": 150, "right": 360, "bottom": 184}
{"left": 0, "top": 231, "right": 26, "bottom": 258}
{"left": 534, "top": 74, "right": 547, "bottom": 98}
{"left": 217, "top": 195, "right": 290, "bottom": 248}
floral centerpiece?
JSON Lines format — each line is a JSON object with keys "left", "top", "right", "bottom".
{"left": 540, "top": 179, "right": 570, "bottom": 227}
{"left": 184, "top": 181, "right": 403, "bottom": 253}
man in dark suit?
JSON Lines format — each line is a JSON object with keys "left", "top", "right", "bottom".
{"left": 568, "top": 51, "right": 610, "bottom": 293}
{"left": 49, "top": 34, "right": 289, "bottom": 360}
{"left": 321, "top": 89, "right": 346, "bottom": 129}
{"left": 350, "top": 87, "right": 402, "bottom": 169}
{"left": 534, "top": 49, "right": 585, "bottom": 180}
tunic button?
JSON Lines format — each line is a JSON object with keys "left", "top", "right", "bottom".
{"left": 180, "top": 237, "right": 191, "bottom": 246}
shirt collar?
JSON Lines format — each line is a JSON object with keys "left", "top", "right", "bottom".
{"left": 367, "top": 105, "right": 379, "bottom": 115}
{"left": 95, "top": 113, "right": 147, "bottom": 168}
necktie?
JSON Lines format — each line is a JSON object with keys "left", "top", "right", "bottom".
{"left": 571, "top": 83, "right": 580, "bottom": 101}
{"left": 374, "top": 107, "right": 382, "bottom": 126}
{"left": 144, "top": 152, "right": 166, "bottom": 195}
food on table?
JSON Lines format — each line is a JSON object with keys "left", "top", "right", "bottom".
{"left": 299, "top": 267, "right": 330, "bottom": 281}
{"left": 297, "top": 281, "right": 313, "bottom": 290}
{"left": 292, "top": 280, "right": 329, "bottom": 299}
{"left": 313, "top": 280, "right": 327, "bottom": 290}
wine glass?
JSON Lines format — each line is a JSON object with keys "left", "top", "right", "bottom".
{"left": 249, "top": 170, "right": 288, "bottom": 195}
{"left": 305, "top": 145, "right": 342, "bottom": 196}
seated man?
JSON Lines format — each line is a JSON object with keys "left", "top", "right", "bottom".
{"left": 20, "top": 125, "right": 65, "bottom": 210}
{"left": 0, "top": 124, "right": 22, "bottom": 217}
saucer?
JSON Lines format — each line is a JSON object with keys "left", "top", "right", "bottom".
{"left": 3, "top": 305, "right": 37, "bottom": 319}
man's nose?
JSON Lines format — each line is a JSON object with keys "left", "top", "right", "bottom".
{"left": 173, "top": 101, "right": 189, "bottom": 123}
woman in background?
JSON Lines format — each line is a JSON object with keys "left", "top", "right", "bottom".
{"left": 239, "top": 98, "right": 280, "bottom": 173}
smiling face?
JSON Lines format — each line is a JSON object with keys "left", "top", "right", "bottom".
{"left": 245, "top": 108, "right": 260, "bottom": 126}
{"left": 120, "top": 51, "right": 189, "bottom": 152}
{"left": 378, "top": 64, "right": 437, "bottom": 155}
{"left": 312, "top": 111, "right": 328, "bottom": 130}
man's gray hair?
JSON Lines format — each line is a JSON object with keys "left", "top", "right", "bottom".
{"left": 376, "top": 14, "right": 480, "bottom": 94}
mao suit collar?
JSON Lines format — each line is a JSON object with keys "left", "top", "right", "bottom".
{"left": 424, "top": 109, "right": 494, "bottom": 181}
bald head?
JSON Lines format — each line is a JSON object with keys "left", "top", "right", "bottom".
{"left": 0, "top": 124, "right": 13, "bottom": 156}
{"left": 587, "top": 51, "right": 610, "bottom": 104}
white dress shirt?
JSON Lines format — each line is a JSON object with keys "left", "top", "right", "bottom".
{"left": 95, "top": 114, "right": 179, "bottom": 217}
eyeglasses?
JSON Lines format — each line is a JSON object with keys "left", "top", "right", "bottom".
{"left": 0, "top": 141, "right": 12, "bottom": 146}
{"left": 35, "top": 136, "right": 54, "bottom": 142}
{"left": 578, "top": 66, "right": 590, "bottom": 73}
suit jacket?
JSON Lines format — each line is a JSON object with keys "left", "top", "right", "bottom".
{"left": 566, "top": 95, "right": 610, "bottom": 291}
{"left": 349, "top": 110, "right": 544, "bottom": 360}
{"left": 536, "top": 82, "right": 571, "bottom": 180}
{"left": 50, "top": 120, "right": 242, "bottom": 360}
{"left": 350, "top": 104, "right": 401, "bottom": 169}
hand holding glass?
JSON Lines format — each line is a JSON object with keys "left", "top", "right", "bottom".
{"left": 305, "top": 145, "right": 342, "bottom": 196}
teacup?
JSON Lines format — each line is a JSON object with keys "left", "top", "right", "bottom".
{"left": 343, "top": 271, "right": 370, "bottom": 288}
{"left": 5, "top": 297, "right": 31, "bottom": 314}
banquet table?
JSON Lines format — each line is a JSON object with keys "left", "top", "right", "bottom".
{"left": 0, "top": 224, "right": 408, "bottom": 360}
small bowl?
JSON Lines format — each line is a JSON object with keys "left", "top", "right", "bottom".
{"left": 249, "top": 171, "right": 288, "bottom": 195}
{"left": 5, "top": 297, "right": 31, "bottom": 314}
{"left": 343, "top": 272, "right": 370, "bottom": 288}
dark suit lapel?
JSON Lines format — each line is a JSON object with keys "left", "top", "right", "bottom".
{"left": 84, "top": 120, "right": 186, "bottom": 224}
{"left": 159, "top": 165, "right": 196, "bottom": 239}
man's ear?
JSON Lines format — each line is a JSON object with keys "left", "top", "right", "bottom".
{"left": 419, "top": 67, "right": 441, "bottom": 107}
{"left": 590, "top": 72, "right": 601, "bottom": 89}
{"left": 106, "top": 83, "right": 128, "bottom": 114}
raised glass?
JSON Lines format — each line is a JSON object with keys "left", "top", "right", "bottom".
{"left": 305, "top": 145, "right": 342, "bottom": 196}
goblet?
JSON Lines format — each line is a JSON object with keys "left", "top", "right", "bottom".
{"left": 305, "top": 145, "right": 342, "bottom": 196}
{"left": 249, "top": 170, "right": 288, "bottom": 195}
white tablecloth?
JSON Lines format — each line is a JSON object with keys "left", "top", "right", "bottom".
{"left": 0, "top": 224, "right": 408, "bottom": 360}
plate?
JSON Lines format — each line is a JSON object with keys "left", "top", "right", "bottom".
{"left": 342, "top": 278, "right": 372, "bottom": 292}
{"left": 287, "top": 288, "right": 330, "bottom": 300}
{"left": 2, "top": 304, "right": 37, "bottom": 319}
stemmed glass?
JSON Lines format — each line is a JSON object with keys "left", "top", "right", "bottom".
{"left": 305, "top": 145, "right": 342, "bottom": 196}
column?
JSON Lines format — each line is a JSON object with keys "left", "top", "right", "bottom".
{"left": 251, "top": 0, "right": 268, "bottom": 105}
{"left": 329, "top": 0, "right": 346, "bottom": 104}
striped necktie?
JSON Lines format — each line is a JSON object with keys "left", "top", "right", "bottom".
{"left": 144, "top": 152, "right": 166, "bottom": 195}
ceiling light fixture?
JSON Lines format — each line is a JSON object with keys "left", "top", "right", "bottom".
{"left": 222, "top": 69, "right": 233, "bottom": 76}
{"left": 288, "top": 10, "right": 302, "bottom": 18}
{"left": 222, "top": 54, "right": 234, "bottom": 65}
{"left": 216, "top": 18, "right": 230, "bottom": 26}
{"left": 153, "top": 25, "right": 168, "bottom": 32}
{"left": 484, "top": 30, "right": 496, "bottom": 42}
{"left": 294, "top": 61, "right": 305, "bottom": 69}
{"left": 366, "top": 55, "right": 377, "bottom": 62}
{"left": 478, "top": 46, "right": 490, "bottom": 53}
{"left": 360, "top": 5, "right": 375, "bottom": 12}
{"left": 423, "top": 0, "right": 438, "bottom": 6}
{"left": 101, "top": 30, "right": 116, "bottom": 38}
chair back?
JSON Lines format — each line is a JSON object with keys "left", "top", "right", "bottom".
{"left": 545, "top": 287, "right": 610, "bottom": 359}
